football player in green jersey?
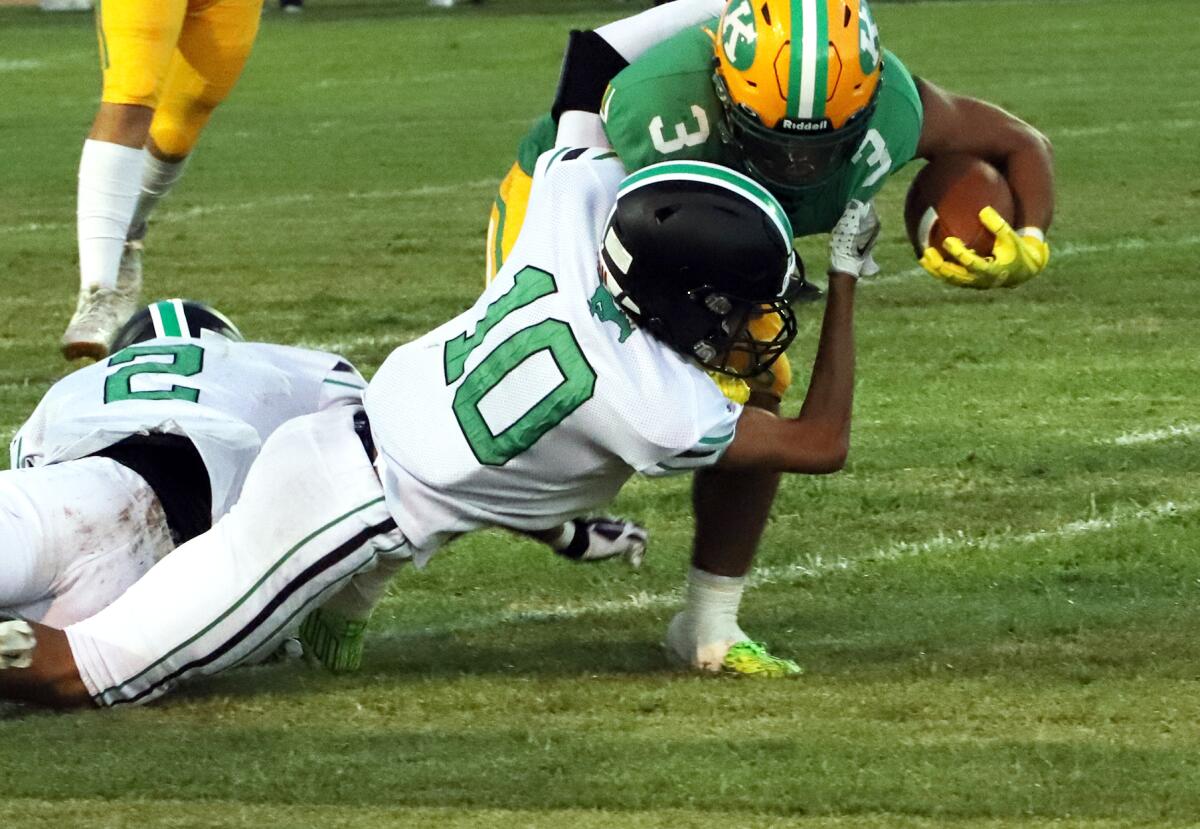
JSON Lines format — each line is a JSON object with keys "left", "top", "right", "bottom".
{"left": 486, "top": 0, "right": 1054, "bottom": 678}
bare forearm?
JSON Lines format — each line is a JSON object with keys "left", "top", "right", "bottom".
{"left": 1002, "top": 131, "right": 1055, "bottom": 230}
{"left": 797, "top": 273, "right": 856, "bottom": 431}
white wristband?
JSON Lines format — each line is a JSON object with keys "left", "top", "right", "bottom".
{"left": 1017, "top": 227, "right": 1045, "bottom": 243}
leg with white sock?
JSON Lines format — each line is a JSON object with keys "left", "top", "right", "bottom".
{"left": 64, "top": 106, "right": 154, "bottom": 360}
{"left": 127, "top": 141, "right": 189, "bottom": 244}
{"left": 63, "top": 0, "right": 188, "bottom": 359}
{"left": 667, "top": 393, "right": 801, "bottom": 677}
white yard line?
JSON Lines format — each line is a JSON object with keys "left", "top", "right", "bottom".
{"left": 390, "top": 500, "right": 1195, "bottom": 637}
{"left": 0, "top": 180, "right": 497, "bottom": 237}
{"left": 1050, "top": 119, "right": 1200, "bottom": 139}
{"left": 0, "top": 59, "right": 45, "bottom": 73}
{"left": 1107, "top": 423, "right": 1200, "bottom": 446}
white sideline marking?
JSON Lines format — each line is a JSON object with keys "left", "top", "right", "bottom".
{"left": 1108, "top": 423, "right": 1200, "bottom": 446}
{"left": 392, "top": 500, "right": 1196, "bottom": 636}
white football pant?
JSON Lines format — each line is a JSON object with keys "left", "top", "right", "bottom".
{"left": 0, "top": 457, "right": 174, "bottom": 628}
{"left": 67, "top": 406, "right": 408, "bottom": 707}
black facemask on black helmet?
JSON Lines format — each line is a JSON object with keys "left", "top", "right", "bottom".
{"left": 599, "top": 162, "right": 806, "bottom": 379}
{"left": 110, "top": 299, "right": 244, "bottom": 353}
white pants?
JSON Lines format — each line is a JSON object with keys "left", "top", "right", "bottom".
{"left": 0, "top": 457, "right": 174, "bottom": 628}
{"left": 67, "top": 406, "right": 408, "bottom": 707}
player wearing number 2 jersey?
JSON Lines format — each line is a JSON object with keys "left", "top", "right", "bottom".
{"left": 2, "top": 299, "right": 367, "bottom": 630}
{"left": 0, "top": 148, "right": 877, "bottom": 706}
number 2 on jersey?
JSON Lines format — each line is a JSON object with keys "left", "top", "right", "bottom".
{"left": 445, "top": 267, "right": 596, "bottom": 466}
{"left": 104, "top": 344, "right": 204, "bottom": 404}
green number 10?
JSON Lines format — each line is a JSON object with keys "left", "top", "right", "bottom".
{"left": 445, "top": 267, "right": 596, "bottom": 466}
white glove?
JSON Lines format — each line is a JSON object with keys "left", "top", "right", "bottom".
{"left": 552, "top": 516, "right": 648, "bottom": 568}
{"left": 828, "top": 199, "right": 881, "bottom": 278}
{"left": 0, "top": 619, "right": 36, "bottom": 669}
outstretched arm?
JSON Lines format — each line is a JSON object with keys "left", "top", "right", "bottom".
{"left": 718, "top": 273, "right": 857, "bottom": 473}
{"left": 716, "top": 200, "right": 876, "bottom": 473}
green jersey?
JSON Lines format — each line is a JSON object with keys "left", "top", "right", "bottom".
{"left": 518, "top": 23, "right": 924, "bottom": 238}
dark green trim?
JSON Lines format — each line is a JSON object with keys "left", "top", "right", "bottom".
{"left": 323, "top": 379, "right": 366, "bottom": 391}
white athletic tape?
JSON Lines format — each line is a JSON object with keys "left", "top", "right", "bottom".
{"left": 916, "top": 207, "right": 939, "bottom": 251}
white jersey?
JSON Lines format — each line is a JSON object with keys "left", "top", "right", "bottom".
{"left": 10, "top": 332, "right": 364, "bottom": 519}
{"left": 367, "top": 148, "right": 741, "bottom": 560}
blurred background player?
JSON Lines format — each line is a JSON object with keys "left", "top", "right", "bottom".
{"left": 487, "top": 0, "right": 1055, "bottom": 674}
{"left": 62, "top": 0, "right": 265, "bottom": 361}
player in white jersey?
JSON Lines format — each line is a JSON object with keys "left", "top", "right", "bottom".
{"left": 0, "top": 154, "right": 877, "bottom": 708}
{"left": 2, "top": 297, "right": 643, "bottom": 669}
{"left": 1, "top": 298, "right": 367, "bottom": 630}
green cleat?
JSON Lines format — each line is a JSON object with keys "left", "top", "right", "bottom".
{"left": 721, "top": 640, "right": 802, "bottom": 678}
{"left": 298, "top": 608, "right": 368, "bottom": 674}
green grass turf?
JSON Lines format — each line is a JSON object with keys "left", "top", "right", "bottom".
{"left": 2, "top": 0, "right": 1200, "bottom": 825}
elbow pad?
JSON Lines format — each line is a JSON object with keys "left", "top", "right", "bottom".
{"left": 551, "top": 30, "right": 630, "bottom": 122}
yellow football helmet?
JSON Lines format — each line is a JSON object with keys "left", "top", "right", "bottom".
{"left": 713, "top": 0, "right": 884, "bottom": 194}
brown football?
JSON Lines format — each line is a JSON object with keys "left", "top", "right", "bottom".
{"left": 903, "top": 155, "right": 1015, "bottom": 259}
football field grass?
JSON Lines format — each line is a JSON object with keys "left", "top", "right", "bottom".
{"left": 2, "top": 0, "right": 1200, "bottom": 825}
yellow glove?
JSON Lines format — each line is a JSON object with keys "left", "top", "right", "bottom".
{"left": 920, "top": 207, "right": 1050, "bottom": 290}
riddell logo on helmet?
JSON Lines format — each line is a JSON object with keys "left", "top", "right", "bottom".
{"left": 779, "top": 118, "right": 831, "bottom": 133}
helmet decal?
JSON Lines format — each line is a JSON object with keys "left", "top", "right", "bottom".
{"left": 858, "top": 0, "right": 881, "bottom": 74}
{"left": 789, "top": 0, "right": 829, "bottom": 123}
{"left": 602, "top": 225, "right": 634, "bottom": 275}
{"left": 616, "top": 161, "right": 795, "bottom": 246}
{"left": 713, "top": 0, "right": 884, "bottom": 192}
{"left": 149, "top": 299, "right": 193, "bottom": 339}
{"left": 110, "top": 299, "right": 243, "bottom": 353}
{"left": 720, "top": 0, "right": 758, "bottom": 71}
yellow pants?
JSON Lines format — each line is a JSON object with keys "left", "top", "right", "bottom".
{"left": 486, "top": 161, "right": 793, "bottom": 400}
{"left": 96, "top": 0, "right": 262, "bottom": 157}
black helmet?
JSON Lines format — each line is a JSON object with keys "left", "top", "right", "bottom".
{"left": 599, "top": 161, "right": 804, "bottom": 378}
{"left": 110, "top": 299, "right": 243, "bottom": 353}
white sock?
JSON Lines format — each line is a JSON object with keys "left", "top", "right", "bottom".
{"left": 77, "top": 140, "right": 145, "bottom": 290}
{"left": 128, "top": 151, "right": 189, "bottom": 242}
{"left": 669, "top": 567, "right": 749, "bottom": 666}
